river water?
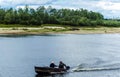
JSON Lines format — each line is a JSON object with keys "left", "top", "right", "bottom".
{"left": 0, "top": 34, "right": 120, "bottom": 77}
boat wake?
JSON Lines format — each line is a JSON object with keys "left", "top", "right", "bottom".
{"left": 72, "top": 62, "right": 120, "bottom": 72}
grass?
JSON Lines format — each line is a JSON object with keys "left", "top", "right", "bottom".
{"left": 0, "top": 24, "right": 120, "bottom": 34}
{"left": 0, "top": 24, "right": 41, "bottom": 28}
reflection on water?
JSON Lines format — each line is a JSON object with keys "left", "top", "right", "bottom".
{"left": 35, "top": 74, "right": 66, "bottom": 77}
{"left": 0, "top": 34, "right": 62, "bottom": 38}
{"left": 0, "top": 34, "right": 32, "bottom": 37}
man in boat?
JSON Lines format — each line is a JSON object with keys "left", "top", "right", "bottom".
{"left": 59, "top": 61, "right": 66, "bottom": 69}
{"left": 50, "top": 61, "right": 57, "bottom": 68}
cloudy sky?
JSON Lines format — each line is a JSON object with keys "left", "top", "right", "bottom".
{"left": 0, "top": 0, "right": 120, "bottom": 18}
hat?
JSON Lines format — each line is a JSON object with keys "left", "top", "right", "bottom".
{"left": 51, "top": 61, "right": 54, "bottom": 63}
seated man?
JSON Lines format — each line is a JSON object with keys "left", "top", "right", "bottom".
{"left": 59, "top": 61, "right": 66, "bottom": 69}
{"left": 50, "top": 61, "right": 57, "bottom": 68}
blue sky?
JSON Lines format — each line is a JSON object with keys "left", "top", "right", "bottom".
{"left": 0, "top": 0, "right": 120, "bottom": 18}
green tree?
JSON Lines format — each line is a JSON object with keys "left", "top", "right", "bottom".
{"left": 0, "top": 8, "right": 5, "bottom": 23}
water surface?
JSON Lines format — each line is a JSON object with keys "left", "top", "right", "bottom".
{"left": 0, "top": 34, "right": 120, "bottom": 77}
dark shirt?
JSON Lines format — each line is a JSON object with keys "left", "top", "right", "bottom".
{"left": 50, "top": 63, "right": 56, "bottom": 68}
{"left": 59, "top": 63, "right": 66, "bottom": 69}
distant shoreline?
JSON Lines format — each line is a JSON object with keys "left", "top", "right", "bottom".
{"left": 0, "top": 26, "right": 120, "bottom": 35}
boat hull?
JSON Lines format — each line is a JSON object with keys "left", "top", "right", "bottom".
{"left": 35, "top": 66, "right": 67, "bottom": 75}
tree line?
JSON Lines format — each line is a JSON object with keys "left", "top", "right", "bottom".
{"left": 0, "top": 5, "right": 119, "bottom": 27}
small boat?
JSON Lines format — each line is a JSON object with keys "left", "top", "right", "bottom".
{"left": 35, "top": 66, "right": 70, "bottom": 75}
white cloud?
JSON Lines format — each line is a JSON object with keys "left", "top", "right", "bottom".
{"left": 0, "top": 0, "right": 52, "bottom": 8}
{"left": 16, "top": 5, "right": 39, "bottom": 9}
{"left": 96, "top": 1, "right": 120, "bottom": 11}
{"left": 91, "top": 0, "right": 120, "bottom": 18}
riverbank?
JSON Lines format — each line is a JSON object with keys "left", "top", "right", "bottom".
{"left": 0, "top": 25, "right": 120, "bottom": 34}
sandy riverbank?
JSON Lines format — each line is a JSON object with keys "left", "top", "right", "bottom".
{"left": 0, "top": 27, "right": 120, "bottom": 35}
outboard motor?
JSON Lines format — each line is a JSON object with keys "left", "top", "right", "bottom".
{"left": 66, "top": 66, "right": 70, "bottom": 70}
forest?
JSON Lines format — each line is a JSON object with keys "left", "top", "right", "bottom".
{"left": 0, "top": 5, "right": 120, "bottom": 27}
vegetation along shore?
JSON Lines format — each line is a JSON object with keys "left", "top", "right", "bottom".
{"left": 0, "top": 6, "right": 120, "bottom": 34}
